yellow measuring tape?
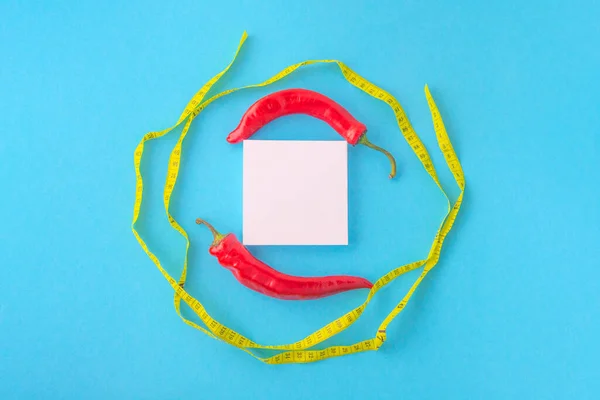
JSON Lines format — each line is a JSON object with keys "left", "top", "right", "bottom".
{"left": 132, "top": 31, "right": 465, "bottom": 364}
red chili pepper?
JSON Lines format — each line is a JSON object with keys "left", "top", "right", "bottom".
{"left": 195, "top": 218, "right": 373, "bottom": 300}
{"left": 226, "top": 88, "right": 397, "bottom": 179}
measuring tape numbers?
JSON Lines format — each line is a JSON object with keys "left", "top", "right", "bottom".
{"left": 131, "top": 32, "right": 465, "bottom": 364}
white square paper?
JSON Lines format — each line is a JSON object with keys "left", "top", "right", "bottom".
{"left": 243, "top": 140, "right": 348, "bottom": 245}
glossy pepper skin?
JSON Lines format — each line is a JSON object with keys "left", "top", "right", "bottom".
{"left": 226, "top": 88, "right": 397, "bottom": 179}
{"left": 196, "top": 218, "right": 373, "bottom": 300}
{"left": 227, "top": 88, "right": 367, "bottom": 145}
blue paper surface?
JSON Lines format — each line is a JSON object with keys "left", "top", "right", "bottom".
{"left": 1, "top": 0, "right": 599, "bottom": 398}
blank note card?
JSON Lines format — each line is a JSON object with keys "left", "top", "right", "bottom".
{"left": 243, "top": 140, "right": 348, "bottom": 245}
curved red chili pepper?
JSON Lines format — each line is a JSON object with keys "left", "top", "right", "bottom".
{"left": 226, "top": 88, "right": 397, "bottom": 179}
{"left": 196, "top": 218, "right": 373, "bottom": 300}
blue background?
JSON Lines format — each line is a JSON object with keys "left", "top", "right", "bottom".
{"left": 1, "top": 0, "right": 599, "bottom": 398}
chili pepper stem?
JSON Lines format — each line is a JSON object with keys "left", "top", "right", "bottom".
{"left": 358, "top": 134, "right": 397, "bottom": 179}
{"left": 195, "top": 218, "right": 227, "bottom": 245}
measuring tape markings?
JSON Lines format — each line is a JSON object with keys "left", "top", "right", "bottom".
{"left": 131, "top": 32, "right": 465, "bottom": 364}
